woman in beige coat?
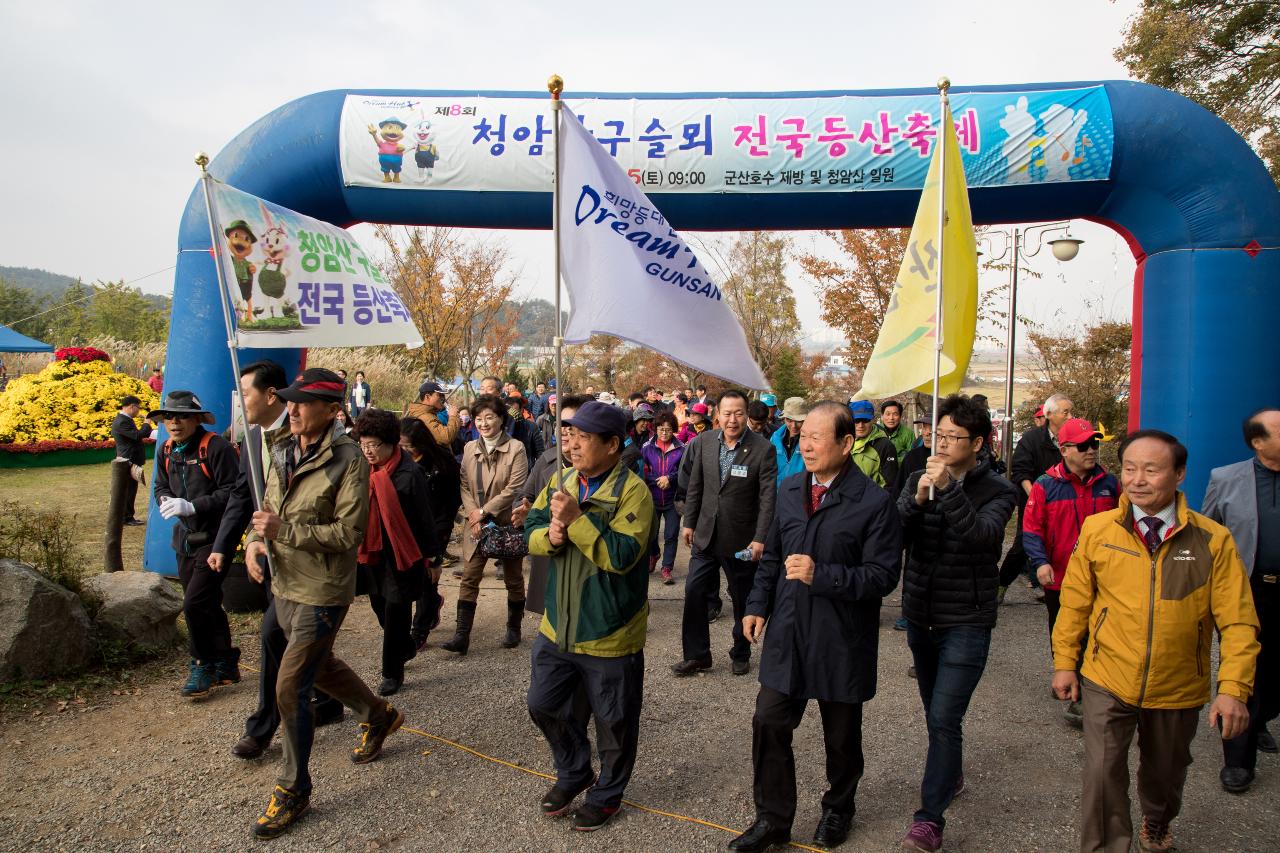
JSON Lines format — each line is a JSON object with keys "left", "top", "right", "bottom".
{"left": 441, "top": 394, "right": 529, "bottom": 655}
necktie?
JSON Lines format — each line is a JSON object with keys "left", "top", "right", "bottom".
{"left": 809, "top": 483, "right": 828, "bottom": 515}
{"left": 1140, "top": 516, "right": 1164, "bottom": 552}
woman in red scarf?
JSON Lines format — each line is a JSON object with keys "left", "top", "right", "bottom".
{"left": 354, "top": 409, "right": 440, "bottom": 697}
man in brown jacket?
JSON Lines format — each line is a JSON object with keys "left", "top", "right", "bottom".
{"left": 406, "top": 380, "right": 458, "bottom": 448}
{"left": 243, "top": 368, "right": 404, "bottom": 840}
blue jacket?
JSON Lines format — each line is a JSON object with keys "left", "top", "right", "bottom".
{"left": 770, "top": 425, "right": 806, "bottom": 486}
{"left": 747, "top": 464, "right": 902, "bottom": 702}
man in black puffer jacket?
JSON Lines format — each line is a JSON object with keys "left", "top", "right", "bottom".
{"left": 895, "top": 394, "right": 1017, "bottom": 853}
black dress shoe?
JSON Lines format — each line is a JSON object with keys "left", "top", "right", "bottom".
{"left": 1221, "top": 765, "right": 1255, "bottom": 793}
{"left": 728, "top": 818, "right": 790, "bottom": 852}
{"left": 671, "top": 658, "right": 713, "bottom": 677}
{"left": 813, "top": 808, "right": 852, "bottom": 848}
{"left": 231, "top": 734, "right": 268, "bottom": 759}
{"left": 123, "top": 519, "right": 145, "bottom": 527}
{"left": 314, "top": 703, "right": 344, "bottom": 727}
{"left": 1259, "top": 726, "right": 1278, "bottom": 753}
{"left": 377, "top": 677, "right": 402, "bottom": 696}
{"left": 732, "top": 658, "right": 750, "bottom": 676}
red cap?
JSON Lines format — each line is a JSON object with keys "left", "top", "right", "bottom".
{"left": 1033, "top": 405, "right": 1044, "bottom": 418}
{"left": 1057, "top": 417, "right": 1102, "bottom": 445}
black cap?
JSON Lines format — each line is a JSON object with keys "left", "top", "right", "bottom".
{"left": 276, "top": 368, "right": 347, "bottom": 403}
{"left": 564, "top": 400, "right": 629, "bottom": 443}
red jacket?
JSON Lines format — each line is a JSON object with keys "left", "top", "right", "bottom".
{"left": 1022, "top": 461, "right": 1119, "bottom": 589}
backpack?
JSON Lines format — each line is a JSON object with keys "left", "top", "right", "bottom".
{"left": 162, "top": 431, "right": 236, "bottom": 480}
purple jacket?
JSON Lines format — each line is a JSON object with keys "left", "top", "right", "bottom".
{"left": 641, "top": 436, "right": 685, "bottom": 507}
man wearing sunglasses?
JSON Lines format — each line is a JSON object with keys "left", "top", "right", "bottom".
{"left": 1022, "top": 418, "right": 1119, "bottom": 727}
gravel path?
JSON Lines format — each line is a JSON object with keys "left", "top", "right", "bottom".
{"left": 0, "top": 560, "right": 1274, "bottom": 852}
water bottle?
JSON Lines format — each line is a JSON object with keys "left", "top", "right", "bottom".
{"left": 734, "top": 547, "right": 754, "bottom": 562}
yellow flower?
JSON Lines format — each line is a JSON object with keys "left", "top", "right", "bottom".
{"left": 0, "top": 359, "right": 160, "bottom": 444}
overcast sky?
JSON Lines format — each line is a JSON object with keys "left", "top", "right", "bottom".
{"left": 0, "top": 1, "right": 1142, "bottom": 347}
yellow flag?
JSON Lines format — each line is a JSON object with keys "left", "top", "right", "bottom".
{"left": 856, "top": 101, "right": 977, "bottom": 400}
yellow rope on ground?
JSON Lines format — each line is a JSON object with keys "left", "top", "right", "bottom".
{"left": 240, "top": 663, "right": 823, "bottom": 850}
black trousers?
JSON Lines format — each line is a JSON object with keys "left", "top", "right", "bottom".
{"left": 752, "top": 686, "right": 864, "bottom": 829}
{"left": 244, "top": 594, "right": 343, "bottom": 743}
{"left": 997, "top": 520, "right": 1032, "bottom": 588}
{"left": 176, "top": 545, "right": 232, "bottom": 663}
{"left": 682, "top": 547, "right": 756, "bottom": 664}
{"left": 527, "top": 634, "right": 644, "bottom": 809}
{"left": 1044, "top": 588, "right": 1088, "bottom": 671}
{"left": 369, "top": 592, "right": 414, "bottom": 681}
{"left": 1224, "top": 569, "right": 1279, "bottom": 771}
{"left": 123, "top": 475, "right": 139, "bottom": 522}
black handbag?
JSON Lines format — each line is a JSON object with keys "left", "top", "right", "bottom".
{"left": 478, "top": 521, "right": 528, "bottom": 560}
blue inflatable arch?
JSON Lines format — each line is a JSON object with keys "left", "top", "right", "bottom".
{"left": 146, "top": 80, "right": 1280, "bottom": 573}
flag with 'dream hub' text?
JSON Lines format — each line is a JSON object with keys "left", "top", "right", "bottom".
{"left": 558, "top": 105, "right": 767, "bottom": 390}
{"left": 856, "top": 100, "right": 978, "bottom": 401}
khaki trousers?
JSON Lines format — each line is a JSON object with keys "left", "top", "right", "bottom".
{"left": 1079, "top": 678, "right": 1200, "bottom": 853}
{"left": 457, "top": 550, "right": 525, "bottom": 603}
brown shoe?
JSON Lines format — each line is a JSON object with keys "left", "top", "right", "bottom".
{"left": 1138, "top": 818, "right": 1173, "bottom": 852}
{"left": 231, "top": 734, "right": 267, "bottom": 760}
{"left": 351, "top": 703, "right": 404, "bottom": 764}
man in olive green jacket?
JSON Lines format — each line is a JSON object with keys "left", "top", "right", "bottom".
{"left": 243, "top": 368, "right": 403, "bottom": 840}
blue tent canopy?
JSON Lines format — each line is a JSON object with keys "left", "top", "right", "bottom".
{"left": 0, "top": 325, "right": 53, "bottom": 353}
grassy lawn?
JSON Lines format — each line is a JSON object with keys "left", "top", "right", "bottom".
{"left": 0, "top": 461, "right": 149, "bottom": 572}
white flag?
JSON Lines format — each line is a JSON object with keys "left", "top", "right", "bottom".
{"left": 209, "top": 181, "right": 423, "bottom": 349}
{"left": 558, "top": 105, "right": 767, "bottom": 390}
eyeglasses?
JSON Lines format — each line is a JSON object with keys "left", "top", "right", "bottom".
{"left": 359, "top": 441, "right": 383, "bottom": 453}
{"left": 934, "top": 432, "right": 974, "bottom": 445}
{"left": 1064, "top": 439, "right": 1099, "bottom": 452}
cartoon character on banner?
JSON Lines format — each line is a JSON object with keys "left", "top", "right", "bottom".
{"left": 223, "top": 219, "right": 257, "bottom": 322}
{"left": 1037, "top": 104, "right": 1092, "bottom": 182}
{"left": 410, "top": 119, "right": 440, "bottom": 183}
{"left": 368, "top": 117, "right": 407, "bottom": 183}
{"left": 251, "top": 202, "right": 300, "bottom": 329}
{"left": 999, "top": 96, "right": 1035, "bottom": 185}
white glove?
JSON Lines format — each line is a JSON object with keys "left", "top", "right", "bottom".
{"left": 159, "top": 497, "right": 196, "bottom": 519}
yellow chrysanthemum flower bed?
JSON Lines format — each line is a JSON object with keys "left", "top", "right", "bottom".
{"left": 0, "top": 359, "right": 161, "bottom": 445}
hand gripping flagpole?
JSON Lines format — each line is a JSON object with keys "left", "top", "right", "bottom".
{"left": 196, "top": 153, "right": 274, "bottom": 574}
{"left": 929, "top": 77, "right": 950, "bottom": 500}
{"left": 549, "top": 74, "right": 569, "bottom": 494}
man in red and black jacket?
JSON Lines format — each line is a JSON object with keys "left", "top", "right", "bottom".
{"left": 151, "top": 390, "right": 240, "bottom": 700}
{"left": 1023, "top": 417, "right": 1119, "bottom": 727}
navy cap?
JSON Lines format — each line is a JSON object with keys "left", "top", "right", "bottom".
{"left": 848, "top": 399, "right": 876, "bottom": 421}
{"left": 418, "top": 380, "right": 444, "bottom": 399}
{"left": 564, "top": 400, "right": 629, "bottom": 442}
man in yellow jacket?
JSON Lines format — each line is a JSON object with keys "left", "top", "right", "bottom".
{"left": 1052, "top": 429, "right": 1260, "bottom": 853}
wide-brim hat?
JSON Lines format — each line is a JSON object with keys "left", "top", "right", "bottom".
{"left": 147, "top": 390, "right": 215, "bottom": 424}
{"left": 781, "top": 397, "right": 809, "bottom": 421}
{"left": 224, "top": 220, "right": 257, "bottom": 242}
{"left": 276, "top": 368, "right": 347, "bottom": 403}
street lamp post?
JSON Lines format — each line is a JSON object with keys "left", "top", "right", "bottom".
{"left": 978, "top": 221, "right": 1083, "bottom": 463}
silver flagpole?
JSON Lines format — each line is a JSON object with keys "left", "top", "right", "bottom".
{"left": 929, "top": 77, "right": 950, "bottom": 499}
{"left": 196, "top": 154, "right": 273, "bottom": 573}
{"left": 548, "top": 75, "right": 568, "bottom": 492}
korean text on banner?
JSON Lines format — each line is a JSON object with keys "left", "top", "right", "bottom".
{"left": 557, "top": 105, "right": 767, "bottom": 390}
{"left": 856, "top": 101, "right": 978, "bottom": 401}
{"left": 210, "top": 181, "right": 423, "bottom": 349}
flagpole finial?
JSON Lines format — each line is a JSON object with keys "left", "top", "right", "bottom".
{"left": 547, "top": 75, "right": 564, "bottom": 100}
{"left": 936, "top": 76, "right": 951, "bottom": 92}
{"left": 195, "top": 151, "right": 210, "bottom": 172}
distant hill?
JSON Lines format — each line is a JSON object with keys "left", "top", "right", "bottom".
{"left": 0, "top": 266, "right": 77, "bottom": 301}
{"left": 0, "top": 265, "right": 169, "bottom": 311}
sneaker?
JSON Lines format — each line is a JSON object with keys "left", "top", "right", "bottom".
{"left": 351, "top": 703, "right": 404, "bottom": 764}
{"left": 732, "top": 658, "right": 750, "bottom": 676}
{"left": 893, "top": 616, "right": 908, "bottom": 631}
{"left": 180, "top": 660, "right": 214, "bottom": 698}
{"left": 540, "top": 778, "right": 594, "bottom": 817}
{"left": 901, "top": 820, "right": 942, "bottom": 852}
{"left": 215, "top": 648, "right": 241, "bottom": 686}
{"left": 572, "top": 802, "right": 619, "bottom": 832}
{"left": 252, "top": 786, "right": 310, "bottom": 839}
{"left": 1063, "top": 700, "right": 1084, "bottom": 729}
{"left": 661, "top": 568, "right": 674, "bottom": 585}
{"left": 1138, "top": 818, "right": 1173, "bottom": 852}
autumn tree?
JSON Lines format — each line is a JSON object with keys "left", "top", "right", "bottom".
{"left": 702, "top": 232, "right": 802, "bottom": 382}
{"left": 1116, "top": 1, "right": 1280, "bottom": 185}
{"left": 1024, "top": 319, "right": 1132, "bottom": 437}
{"left": 567, "top": 334, "right": 636, "bottom": 392}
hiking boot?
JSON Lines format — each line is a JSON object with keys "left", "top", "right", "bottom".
{"left": 351, "top": 703, "right": 404, "bottom": 764}
{"left": 1138, "top": 818, "right": 1173, "bottom": 852}
{"left": 900, "top": 820, "right": 942, "bottom": 852}
{"left": 661, "top": 567, "right": 674, "bottom": 585}
{"left": 441, "top": 600, "right": 476, "bottom": 655}
{"left": 572, "top": 802, "right": 619, "bottom": 832}
{"left": 540, "top": 777, "right": 594, "bottom": 817}
{"left": 232, "top": 734, "right": 268, "bottom": 760}
{"left": 671, "top": 658, "right": 713, "bottom": 677}
{"left": 501, "top": 599, "right": 525, "bottom": 648}
{"left": 181, "top": 660, "right": 214, "bottom": 698}
{"left": 215, "top": 648, "right": 241, "bottom": 686}
{"left": 1063, "top": 700, "right": 1084, "bottom": 728}
{"left": 252, "top": 785, "right": 309, "bottom": 839}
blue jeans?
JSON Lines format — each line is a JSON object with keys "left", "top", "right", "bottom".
{"left": 649, "top": 503, "right": 680, "bottom": 568}
{"left": 906, "top": 622, "right": 992, "bottom": 829}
